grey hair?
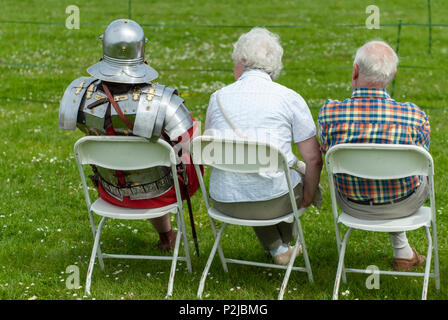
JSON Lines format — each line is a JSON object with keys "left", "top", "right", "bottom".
{"left": 354, "top": 40, "right": 399, "bottom": 86}
{"left": 231, "top": 27, "right": 283, "bottom": 80}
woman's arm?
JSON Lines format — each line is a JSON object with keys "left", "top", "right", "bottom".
{"left": 296, "top": 136, "right": 323, "bottom": 208}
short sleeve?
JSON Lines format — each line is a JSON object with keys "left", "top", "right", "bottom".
{"left": 416, "top": 109, "right": 431, "bottom": 150}
{"left": 317, "top": 104, "right": 330, "bottom": 154}
{"left": 289, "top": 93, "right": 317, "bottom": 143}
{"left": 204, "top": 92, "right": 217, "bottom": 131}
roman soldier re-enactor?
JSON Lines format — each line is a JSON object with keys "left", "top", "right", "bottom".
{"left": 59, "top": 19, "right": 201, "bottom": 254}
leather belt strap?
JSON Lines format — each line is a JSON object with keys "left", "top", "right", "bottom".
{"left": 102, "top": 82, "right": 134, "bottom": 131}
{"left": 87, "top": 98, "right": 108, "bottom": 109}
{"left": 99, "top": 172, "right": 173, "bottom": 201}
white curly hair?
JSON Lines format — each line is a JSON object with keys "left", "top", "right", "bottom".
{"left": 231, "top": 27, "right": 284, "bottom": 80}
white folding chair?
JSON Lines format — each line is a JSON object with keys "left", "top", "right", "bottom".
{"left": 74, "top": 135, "right": 192, "bottom": 298}
{"left": 325, "top": 143, "right": 440, "bottom": 300}
{"left": 191, "top": 136, "right": 313, "bottom": 300}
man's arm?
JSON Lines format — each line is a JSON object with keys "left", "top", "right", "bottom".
{"left": 317, "top": 107, "right": 330, "bottom": 155}
{"left": 417, "top": 112, "right": 431, "bottom": 150}
{"left": 296, "top": 136, "right": 323, "bottom": 208}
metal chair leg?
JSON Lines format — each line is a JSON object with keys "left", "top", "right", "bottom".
{"left": 176, "top": 211, "right": 192, "bottom": 273}
{"left": 88, "top": 212, "right": 105, "bottom": 271}
{"left": 96, "top": 246, "right": 105, "bottom": 271}
{"left": 277, "top": 237, "right": 301, "bottom": 300}
{"left": 332, "top": 228, "right": 352, "bottom": 300}
{"left": 297, "top": 219, "right": 313, "bottom": 284}
{"left": 334, "top": 223, "right": 347, "bottom": 284}
{"left": 209, "top": 217, "right": 228, "bottom": 272}
{"left": 166, "top": 226, "right": 183, "bottom": 299}
{"left": 431, "top": 221, "right": 440, "bottom": 293}
{"left": 85, "top": 217, "right": 107, "bottom": 295}
{"left": 197, "top": 223, "right": 227, "bottom": 299}
{"left": 422, "top": 227, "right": 433, "bottom": 300}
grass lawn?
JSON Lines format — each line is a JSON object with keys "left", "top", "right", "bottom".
{"left": 0, "top": 0, "right": 447, "bottom": 300}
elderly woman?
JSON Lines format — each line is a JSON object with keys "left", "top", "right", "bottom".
{"left": 204, "top": 27, "right": 322, "bottom": 265}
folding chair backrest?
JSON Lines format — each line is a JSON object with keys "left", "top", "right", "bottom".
{"left": 325, "top": 143, "right": 436, "bottom": 225}
{"left": 326, "top": 144, "right": 439, "bottom": 301}
{"left": 74, "top": 135, "right": 176, "bottom": 171}
{"left": 191, "top": 135, "right": 304, "bottom": 219}
{"left": 74, "top": 135, "right": 181, "bottom": 210}
{"left": 325, "top": 143, "right": 434, "bottom": 180}
{"left": 190, "top": 136, "right": 287, "bottom": 174}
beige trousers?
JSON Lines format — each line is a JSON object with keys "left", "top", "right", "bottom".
{"left": 211, "top": 183, "right": 304, "bottom": 252}
{"left": 336, "top": 178, "right": 430, "bottom": 255}
{"left": 336, "top": 177, "right": 429, "bottom": 220}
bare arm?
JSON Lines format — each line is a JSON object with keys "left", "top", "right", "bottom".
{"left": 296, "top": 136, "right": 323, "bottom": 208}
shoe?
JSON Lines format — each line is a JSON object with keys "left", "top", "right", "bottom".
{"left": 157, "top": 229, "right": 177, "bottom": 252}
{"left": 273, "top": 245, "right": 302, "bottom": 265}
{"left": 393, "top": 248, "right": 426, "bottom": 271}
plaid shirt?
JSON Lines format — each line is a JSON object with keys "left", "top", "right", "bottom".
{"left": 318, "top": 88, "right": 430, "bottom": 204}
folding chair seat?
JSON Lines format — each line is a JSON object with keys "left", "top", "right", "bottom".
{"left": 74, "top": 135, "right": 192, "bottom": 298}
{"left": 191, "top": 136, "right": 313, "bottom": 300}
{"left": 325, "top": 143, "right": 440, "bottom": 300}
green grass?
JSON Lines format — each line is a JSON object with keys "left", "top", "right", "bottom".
{"left": 0, "top": 0, "right": 447, "bottom": 300}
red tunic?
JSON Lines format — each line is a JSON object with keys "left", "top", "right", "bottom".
{"left": 97, "top": 118, "right": 202, "bottom": 209}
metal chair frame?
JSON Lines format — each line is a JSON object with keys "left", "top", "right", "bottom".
{"left": 191, "top": 136, "right": 313, "bottom": 300}
{"left": 325, "top": 143, "right": 440, "bottom": 300}
{"left": 74, "top": 135, "right": 192, "bottom": 298}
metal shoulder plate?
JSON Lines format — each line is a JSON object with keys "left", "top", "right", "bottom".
{"left": 133, "top": 83, "right": 164, "bottom": 139}
{"left": 164, "top": 92, "right": 193, "bottom": 140}
{"left": 133, "top": 83, "right": 191, "bottom": 140}
{"left": 59, "top": 77, "right": 98, "bottom": 130}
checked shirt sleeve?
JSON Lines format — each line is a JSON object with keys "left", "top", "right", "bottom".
{"left": 317, "top": 100, "right": 334, "bottom": 154}
{"left": 416, "top": 111, "right": 431, "bottom": 150}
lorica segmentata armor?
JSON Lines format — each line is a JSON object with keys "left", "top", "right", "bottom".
{"left": 59, "top": 19, "right": 194, "bottom": 202}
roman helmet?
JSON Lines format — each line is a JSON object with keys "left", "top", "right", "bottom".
{"left": 87, "top": 19, "right": 158, "bottom": 84}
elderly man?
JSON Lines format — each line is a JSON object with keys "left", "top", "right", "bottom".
{"left": 318, "top": 40, "right": 430, "bottom": 271}
{"left": 204, "top": 27, "right": 322, "bottom": 265}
